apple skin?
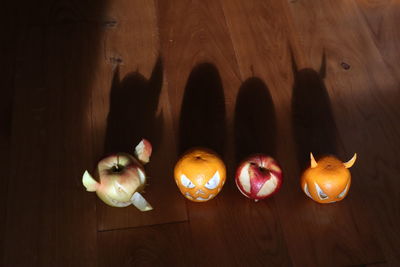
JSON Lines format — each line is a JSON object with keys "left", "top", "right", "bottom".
{"left": 235, "top": 154, "right": 283, "bottom": 201}
{"left": 95, "top": 153, "right": 146, "bottom": 207}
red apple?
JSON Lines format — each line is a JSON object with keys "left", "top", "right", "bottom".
{"left": 235, "top": 154, "right": 283, "bottom": 201}
{"left": 82, "top": 139, "right": 153, "bottom": 211}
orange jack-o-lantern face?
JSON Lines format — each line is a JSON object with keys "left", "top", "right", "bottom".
{"left": 174, "top": 148, "right": 226, "bottom": 202}
{"left": 301, "top": 153, "right": 357, "bottom": 204}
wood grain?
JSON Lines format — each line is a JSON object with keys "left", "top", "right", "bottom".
{"left": 157, "top": 0, "right": 241, "bottom": 126}
{"left": 3, "top": 0, "right": 400, "bottom": 266}
{"left": 93, "top": 0, "right": 188, "bottom": 232}
{"left": 223, "top": 0, "right": 385, "bottom": 266}
{"left": 287, "top": 0, "right": 397, "bottom": 266}
{"left": 355, "top": 0, "right": 400, "bottom": 80}
{"left": 158, "top": 0, "right": 292, "bottom": 266}
{"left": 98, "top": 222, "right": 192, "bottom": 267}
{"left": 352, "top": 1, "right": 400, "bottom": 266}
{"left": 157, "top": 1, "right": 238, "bottom": 264}
{"left": 0, "top": 2, "right": 17, "bottom": 264}
{"left": 3, "top": 0, "right": 109, "bottom": 265}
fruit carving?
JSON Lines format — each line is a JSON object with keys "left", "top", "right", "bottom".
{"left": 301, "top": 153, "right": 357, "bottom": 203}
{"left": 82, "top": 139, "right": 153, "bottom": 211}
{"left": 174, "top": 148, "right": 226, "bottom": 202}
{"left": 235, "top": 154, "right": 283, "bottom": 201}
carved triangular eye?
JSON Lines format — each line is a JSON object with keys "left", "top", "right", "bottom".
{"left": 181, "top": 174, "right": 195, "bottom": 188}
{"left": 205, "top": 171, "right": 220, "bottom": 190}
{"left": 337, "top": 181, "right": 350, "bottom": 198}
{"left": 314, "top": 182, "right": 329, "bottom": 200}
{"left": 303, "top": 183, "right": 312, "bottom": 199}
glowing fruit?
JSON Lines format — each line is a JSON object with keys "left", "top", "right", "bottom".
{"left": 174, "top": 148, "right": 226, "bottom": 202}
{"left": 82, "top": 139, "right": 153, "bottom": 211}
{"left": 235, "top": 154, "right": 283, "bottom": 201}
{"left": 301, "top": 153, "right": 357, "bottom": 204}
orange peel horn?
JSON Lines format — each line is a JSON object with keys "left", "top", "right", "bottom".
{"left": 343, "top": 153, "right": 357, "bottom": 169}
{"left": 310, "top": 153, "right": 318, "bottom": 168}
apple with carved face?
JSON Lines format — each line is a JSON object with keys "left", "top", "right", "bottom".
{"left": 82, "top": 139, "right": 153, "bottom": 211}
{"left": 235, "top": 154, "right": 283, "bottom": 201}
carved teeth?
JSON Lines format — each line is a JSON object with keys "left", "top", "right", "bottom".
{"left": 196, "top": 194, "right": 214, "bottom": 201}
{"left": 185, "top": 192, "right": 194, "bottom": 200}
{"left": 185, "top": 192, "right": 214, "bottom": 201}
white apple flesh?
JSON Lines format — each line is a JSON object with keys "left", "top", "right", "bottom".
{"left": 235, "top": 154, "right": 283, "bottom": 201}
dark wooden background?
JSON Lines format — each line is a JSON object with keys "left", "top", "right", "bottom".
{"left": 2, "top": 0, "right": 400, "bottom": 266}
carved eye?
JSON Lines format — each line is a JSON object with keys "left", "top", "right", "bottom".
{"left": 205, "top": 171, "right": 220, "bottom": 190}
{"left": 181, "top": 174, "right": 195, "bottom": 188}
{"left": 337, "top": 182, "right": 350, "bottom": 198}
{"left": 314, "top": 182, "right": 329, "bottom": 200}
{"left": 303, "top": 183, "right": 312, "bottom": 199}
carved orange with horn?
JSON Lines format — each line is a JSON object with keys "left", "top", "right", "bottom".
{"left": 301, "top": 153, "right": 357, "bottom": 204}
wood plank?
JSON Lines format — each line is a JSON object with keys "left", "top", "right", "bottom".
{"left": 234, "top": 77, "right": 278, "bottom": 161}
{"left": 345, "top": 262, "right": 388, "bottom": 267}
{"left": 158, "top": 0, "right": 292, "bottom": 266}
{"left": 0, "top": 2, "right": 17, "bottom": 264}
{"left": 4, "top": 25, "right": 51, "bottom": 267}
{"left": 93, "top": 0, "right": 187, "bottom": 231}
{"left": 98, "top": 222, "right": 192, "bottom": 267}
{"left": 3, "top": 2, "right": 109, "bottom": 263}
{"left": 287, "top": 0, "right": 399, "bottom": 266}
{"left": 3, "top": 1, "right": 399, "bottom": 266}
{"left": 351, "top": 1, "right": 400, "bottom": 266}
{"left": 355, "top": 0, "right": 400, "bottom": 80}
{"left": 157, "top": 0, "right": 241, "bottom": 126}
{"left": 222, "top": 0, "right": 385, "bottom": 266}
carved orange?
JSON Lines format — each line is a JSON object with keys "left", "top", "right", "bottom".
{"left": 301, "top": 153, "right": 357, "bottom": 204}
{"left": 174, "top": 148, "right": 226, "bottom": 202}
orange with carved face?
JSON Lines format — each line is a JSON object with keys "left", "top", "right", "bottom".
{"left": 174, "top": 148, "right": 226, "bottom": 202}
{"left": 301, "top": 153, "right": 357, "bottom": 204}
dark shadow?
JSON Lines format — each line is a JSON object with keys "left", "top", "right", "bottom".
{"left": 291, "top": 52, "right": 338, "bottom": 170}
{"left": 104, "top": 57, "right": 163, "bottom": 154}
{"left": 2, "top": 1, "right": 114, "bottom": 265}
{"left": 234, "top": 77, "right": 277, "bottom": 164}
{"left": 178, "top": 63, "right": 226, "bottom": 156}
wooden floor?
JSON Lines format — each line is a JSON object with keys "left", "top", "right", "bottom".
{"left": 2, "top": 0, "right": 400, "bottom": 266}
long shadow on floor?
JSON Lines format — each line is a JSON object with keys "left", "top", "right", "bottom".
{"left": 234, "top": 77, "right": 276, "bottom": 164}
{"left": 291, "top": 53, "right": 338, "bottom": 170}
{"left": 104, "top": 57, "right": 163, "bottom": 155}
{"left": 178, "top": 63, "right": 227, "bottom": 157}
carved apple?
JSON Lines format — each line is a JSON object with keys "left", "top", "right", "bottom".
{"left": 235, "top": 154, "right": 283, "bottom": 201}
{"left": 82, "top": 139, "right": 153, "bottom": 211}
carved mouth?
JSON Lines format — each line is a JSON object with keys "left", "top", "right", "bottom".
{"left": 185, "top": 192, "right": 214, "bottom": 202}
